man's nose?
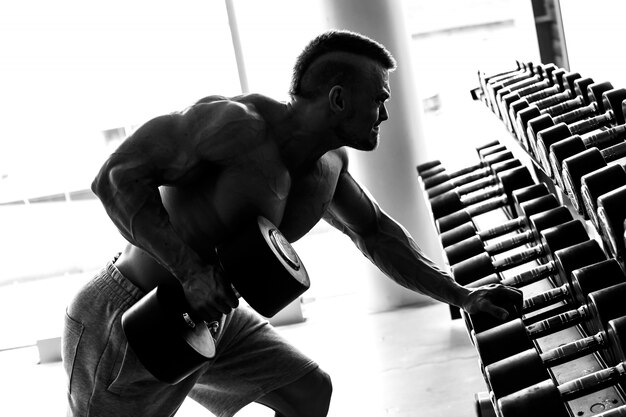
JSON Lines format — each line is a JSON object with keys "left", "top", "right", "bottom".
{"left": 379, "top": 104, "right": 389, "bottom": 122}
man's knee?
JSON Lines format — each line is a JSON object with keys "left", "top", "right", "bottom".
{"left": 259, "top": 367, "right": 333, "bottom": 417}
{"left": 292, "top": 368, "right": 333, "bottom": 417}
{"left": 292, "top": 367, "right": 332, "bottom": 417}
{"left": 310, "top": 368, "right": 333, "bottom": 416}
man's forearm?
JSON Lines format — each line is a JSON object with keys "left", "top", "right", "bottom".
{"left": 363, "top": 223, "right": 471, "bottom": 306}
{"left": 92, "top": 163, "right": 206, "bottom": 282}
{"left": 338, "top": 213, "right": 471, "bottom": 307}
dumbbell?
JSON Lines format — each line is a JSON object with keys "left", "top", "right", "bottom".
{"left": 474, "top": 391, "right": 497, "bottom": 417}
{"left": 474, "top": 282, "right": 626, "bottom": 367}
{"left": 497, "top": 64, "right": 560, "bottom": 132}
{"left": 506, "top": 70, "right": 580, "bottom": 137}
{"left": 466, "top": 240, "right": 607, "bottom": 333}
{"left": 535, "top": 88, "right": 626, "bottom": 178}
{"left": 562, "top": 140, "right": 626, "bottom": 217}
{"left": 416, "top": 160, "right": 442, "bottom": 177}
{"left": 486, "top": 63, "right": 541, "bottom": 118}
{"left": 436, "top": 183, "right": 549, "bottom": 234}
{"left": 478, "top": 62, "right": 528, "bottom": 109}
{"left": 548, "top": 123, "right": 626, "bottom": 190}
{"left": 514, "top": 74, "right": 590, "bottom": 141}
{"left": 440, "top": 193, "right": 559, "bottom": 247}
{"left": 497, "top": 357, "right": 626, "bottom": 417}
{"left": 525, "top": 81, "right": 613, "bottom": 159}
{"left": 444, "top": 205, "right": 573, "bottom": 265}
{"left": 429, "top": 166, "right": 534, "bottom": 220}
{"left": 510, "top": 72, "right": 584, "bottom": 146}
{"left": 492, "top": 63, "right": 555, "bottom": 122}
{"left": 597, "top": 184, "right": 626, "bottom": 263}
{"left": 516, "top": 77, "right": 598, "bottom": 153}
{"left": 451, "top": 219, "right": 589, "bottom": 285}
{"left": 121, "top": 216, "right": 310, "bottom": 384}
{"left": 580, "top": 163, "right": 626, "bottom": 229}
{"left": 476, "top": 63, "right": 525, "bottom": 105}
{"left": 501, "top": 67, "right": 572, "bottom": 134}
{"left": 423, "top": 146, "right": 514, "bottom": 191}
{"left": 418, "top": 140, "right": 503, "bottom": 182}
{"left": 426, "top": 154, "right": 520, "bottom": 199}
{"left": 487, "top": 314, "right": 626, "bottom": 400}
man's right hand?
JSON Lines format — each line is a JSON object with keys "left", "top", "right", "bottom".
{"left": 181, "top": 266, "right": 239, "bottom": 322}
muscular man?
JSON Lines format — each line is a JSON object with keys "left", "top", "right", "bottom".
{"left": 63, "top": 30, "right": 521, "bottom": 417}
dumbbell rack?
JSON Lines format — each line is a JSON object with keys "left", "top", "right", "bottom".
{"left": 417, "top": 62, "right": 626, "bottom": 416}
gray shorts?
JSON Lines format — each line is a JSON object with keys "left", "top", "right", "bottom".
{"left": 62, "top": 256, "right": 318, "bottom": 417}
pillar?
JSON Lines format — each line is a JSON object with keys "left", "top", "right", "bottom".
{"left": 322, "top": 0, "right": 445, "bottom": 312}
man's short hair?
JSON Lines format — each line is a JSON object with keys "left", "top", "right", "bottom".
{"left": 290, "top": 30, "right": 397, "bottom": 99}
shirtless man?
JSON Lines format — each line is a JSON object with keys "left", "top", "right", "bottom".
{"left": 63, "top": 30, "right": 522, "bottom": 417}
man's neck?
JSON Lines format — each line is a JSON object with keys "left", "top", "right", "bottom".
{"left": 275, "top": 99, "right": 339, "bottom": 175}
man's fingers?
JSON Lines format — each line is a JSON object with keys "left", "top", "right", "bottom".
{"left": 490, "top": 306, "right": 510, "bottom": 321}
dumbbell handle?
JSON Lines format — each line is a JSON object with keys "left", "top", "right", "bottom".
{"left": 568, "top": 109, "right": 615, "bottom": 136}
{"left": 510, "top": 78, "right": 552, "bottom": 100}
{"left": 464, "top": 194, "right": 508, "bottom": 217}
{"left": 540, "top": 331, "right": 606, "bottom": 368}
{"left": 525, "top": 84, "right": 561, "bottom": 104}
{"left": 522, "top": 283, "right": 570, "bottom": 313}
{"left": 466, "top": 260, "right": 557, "bottom": 289}
{"left": 559, "top": 361, "right": 626, "bottom": 402}
{"left": 479, "top": 216, "right": 526, "bottom": 240}
{"left": 498, "top": 75, "right": 542, "bottom": 101}
{"left": 553, "top": 101, "right": 597, "bottom": 125}
{"left": 491, "top": 242, "right": 546, "bottom": 271}
{"left": 448, "top": 171, "right": 498, "bottom": 196}
{"left": 540, "top": 93, "right": 581, "bottom": 115}
{"left": 525, "top": 305, "right": 588, "bottom": 339}
{"left": 601, "top": 140, "right": 626, "bottom": 162}
{"left": 501, "top": 261, "right": 557, "bottom": 287}
{"left": 582, "top": 123, "right": 626, "bottom": 148}
{"left": 460, "top": 184, "right": 505, "bottom": 206}
{"left": 483, "top": 229, "right": 534, "bottom": 255}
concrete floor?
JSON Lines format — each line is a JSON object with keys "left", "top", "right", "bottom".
{"left": 0, "top": 294, "right": 487, "bottom": 417}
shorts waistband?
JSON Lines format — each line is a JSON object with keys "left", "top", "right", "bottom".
{"left": 94, "top": 254, "right": 146, "bottom": 309}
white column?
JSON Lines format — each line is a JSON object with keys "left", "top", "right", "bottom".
{"left": 322, "top": 0, "right": 445, "bottom": 312}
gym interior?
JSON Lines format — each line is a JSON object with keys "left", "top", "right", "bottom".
{"left": 2, "top": 0, "right": 625, "bottom": 416}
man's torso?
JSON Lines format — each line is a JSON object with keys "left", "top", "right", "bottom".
{"left": 117, "top": 94, "right": 347, "bottom": 290}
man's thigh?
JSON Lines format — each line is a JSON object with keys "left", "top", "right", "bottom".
{"left": 189, "top": 306, "right": 319, "bottom": 417}
{"left": 255, "top": 367, "right": 333, "bottom": 417}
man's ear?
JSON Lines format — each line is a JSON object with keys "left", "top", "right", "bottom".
{"left": 329, "top": 85, "right": 347, "bottom": 113}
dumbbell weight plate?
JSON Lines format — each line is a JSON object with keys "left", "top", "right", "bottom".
{"left": 121, "top": 216, "right": 310, "bottom": 384}
{"left": 217, "top": 216, "right": 310, "bottom": 318}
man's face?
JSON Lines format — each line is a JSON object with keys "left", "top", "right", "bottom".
{"left": 339, "top": 65, "right": 391, "bottom": 151}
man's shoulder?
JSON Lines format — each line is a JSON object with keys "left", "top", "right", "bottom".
{"left": 183, "top": 96, "right": 267, "bottom": 133}
{"left": 328, "top": 147, "right": 349, "bottom": 172}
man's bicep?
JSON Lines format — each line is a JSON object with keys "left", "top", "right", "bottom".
{"left": 325, "top": 171, "right": 379, "bottom": 235}
{"left": 113, "top": 114, "right": 184, "bottom": 174}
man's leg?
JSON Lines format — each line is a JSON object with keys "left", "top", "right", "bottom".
{"left": 255, "top": 367, "right": 333, "bottom": 417}
{"left": 188, "top": 306, "right": 329, "bottom": 416}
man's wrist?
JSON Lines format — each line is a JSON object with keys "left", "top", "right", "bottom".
{"left": 452, "top": 285, "right": 472, "bottom": 309}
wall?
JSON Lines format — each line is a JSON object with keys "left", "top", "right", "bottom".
{"left": 560, "top": 0, "right": 626, "bottom": 88}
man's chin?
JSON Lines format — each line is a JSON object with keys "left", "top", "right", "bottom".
{"left": 343, "top": 132, "right": 379, "bottom": 151}
{"left": 351, "top": 140, "right": 378, "bottom": 151}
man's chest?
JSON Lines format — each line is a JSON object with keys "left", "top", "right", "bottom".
{"left": 162, "top": 151, "right": 343, "bottom": 246}
{"left": 212, "top": 152, "right": 343, "bottom": 241}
